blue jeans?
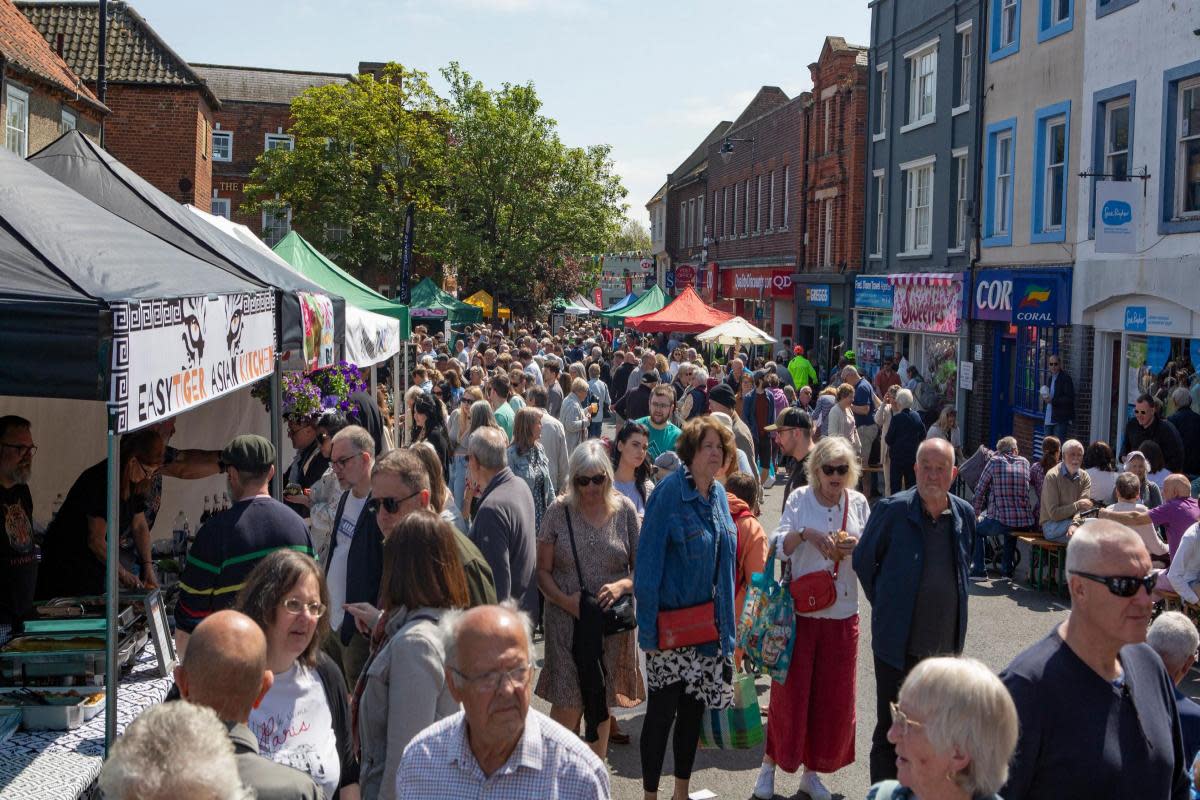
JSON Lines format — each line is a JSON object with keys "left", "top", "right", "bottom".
{"left": 1047, "top": 420, "right": 1071, "bottom": 439}
{"left": 451, "top": 454, "right": 468, "bottom": 510}
{"left": 1042, "top": 517, "right": 1073, "bottom": 541}
{"left": 973, "top": 517, "right": 1017, "bottom": 576}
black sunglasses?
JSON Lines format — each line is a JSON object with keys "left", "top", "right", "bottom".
{"left": 573, "top": 474, "right": 607, "bottom": 487}
{"left": 1071, "top": 570, "right": 1158, "bottom": 598}
{"left": 821, "top": 464, "right": 850, "bottom": 476}
{"left": 367, "top": 490, "right": 422, "bottom": 515}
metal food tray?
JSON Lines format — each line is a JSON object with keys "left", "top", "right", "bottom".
{"left": 34, "top": 599, "right": 138, "bottom": 629}
{"left": 0, "top": 687, "right": 105, "bottom": 721}
{"left": 0, "top": 629, "right": 147, "bottom": 683}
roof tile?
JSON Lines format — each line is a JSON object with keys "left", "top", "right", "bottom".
{"left": 191, "top": 64, "right": 351, "bottom": 106}
{"left": 0, "top": 0, "right": 102, "bottom": 108}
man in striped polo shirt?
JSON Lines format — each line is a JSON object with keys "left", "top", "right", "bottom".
{"left": 175, "top": 434, "right": 314, "bottom": 658}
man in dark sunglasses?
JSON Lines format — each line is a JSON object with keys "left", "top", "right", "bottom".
{"left": 1000, "top": 521, "right": 1190, "bottom": 799}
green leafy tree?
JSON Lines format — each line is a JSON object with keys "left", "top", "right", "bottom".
{"left": 439, "top": 63, "right": 626, "bottom": 315}
{"left": 242, "top": 63, "right": 452, "bottom": 281}
{"left": 607, "top": 218, "right": 651, "bottom": 253}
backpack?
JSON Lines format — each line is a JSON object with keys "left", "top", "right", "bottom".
{"left": 915, "top": 381, "right": 939, "bottom": 412}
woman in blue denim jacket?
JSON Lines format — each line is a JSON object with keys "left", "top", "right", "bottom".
{"left": 634, "top": 415, "right": 737, "bottom": 799}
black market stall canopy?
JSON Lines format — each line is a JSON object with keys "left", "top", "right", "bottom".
{"left": 0, "top": 144, "right": 276, "bottom": 422}
{"left": 27, "top": 131, "right": 344, "bottom": 368}
{"left": 408, "top": 276, "right": 483, "bottom": 325}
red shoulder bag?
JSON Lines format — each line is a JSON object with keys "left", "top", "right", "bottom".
{"left": 788, "top": 491, "right": 848, "bottom": 614}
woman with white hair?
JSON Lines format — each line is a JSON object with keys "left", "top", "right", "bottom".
{"left": 754, "top": 436, "right": 870, "bottom": 800}
{"left": 534, "top": 439, "right": 644, "bottom": 759}
{"left": 867, "top": 656, "right": 1018, "bottom": 800}
{"left": 560, "top": 377, "right": 594, "bottom": 453}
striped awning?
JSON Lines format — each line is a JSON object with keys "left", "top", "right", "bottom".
{"left": 887, "top": 272, "right": 961, "bottom": 287}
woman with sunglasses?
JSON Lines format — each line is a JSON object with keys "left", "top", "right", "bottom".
{"left": 754, "top": 436, "right": 869, "bottom": 800}
{"left": 448, "top": 386, "right": 485, "bottom": 510}
{"left": 868, "top": 657, "right": 1017, "bottom": 800}
{"left": 536, "top": 439, "right": 643, "bottom": 760}
{"left": 38, "top": 427, "right": 165, "bottom": 597}
{"left": 355, "top": 510, "right": 469, "bottom": 800}
{"left": 236, "top": 549, "right": 359, "bottom": 800}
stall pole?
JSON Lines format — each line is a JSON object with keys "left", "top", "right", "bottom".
{"left": 402, "top": 344, "right": 411, "bottom": 446}
{"left": 370, "top": 365, "right": 378, "bottom": 398}
{"left": 270, "top": 354, "right": 284, "bottom": 500}
{"left": 104, "top": 408, "right": 120, "bottom": 754}
{"left": 392, "top": 351, "right": 401, "bottom": 448}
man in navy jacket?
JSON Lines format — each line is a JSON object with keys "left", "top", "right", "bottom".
{"left": 853, "top": 437, "right": 975, "bottom": 782}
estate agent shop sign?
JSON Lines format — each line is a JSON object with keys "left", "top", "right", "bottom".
{"left": 110, "top": 291, "right": 277, "bottom": 432}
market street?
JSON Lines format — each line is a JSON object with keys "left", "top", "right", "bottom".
{"left": 525, "top": 460, "right": 1171, "bottom": 800}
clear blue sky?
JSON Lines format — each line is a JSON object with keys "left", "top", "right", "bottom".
{"left": 135, "top": 0, "right": 870, "bottom": 227}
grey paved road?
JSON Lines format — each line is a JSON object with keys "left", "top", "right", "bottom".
{"left": 530, "top": 467, "right": 1077, "bottom": 800}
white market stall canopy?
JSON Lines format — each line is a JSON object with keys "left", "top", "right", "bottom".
{"left": 695, "top": 315, "right": 778, "bottom": 347}
{"left": 187, "top": 206, "right": 401, "bottom": 366}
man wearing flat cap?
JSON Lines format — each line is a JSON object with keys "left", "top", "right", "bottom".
{"left": 174, "top": 434, "right": 314, "bottom": 659}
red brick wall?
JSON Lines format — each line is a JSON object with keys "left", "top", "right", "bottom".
{"left": 705, "top": 97, "right": 804, "bottom": 268}
{"left": 100, "top": 84, "right": 213, "bottom": 206}
{"left": 803, "top": 48, "right": 869, "bottom": 273}
{"left": 665, "top": 179, "right": 711, "bottom": 266}
{"left": 209, "top": 100, "right": 294, "bottom": 233}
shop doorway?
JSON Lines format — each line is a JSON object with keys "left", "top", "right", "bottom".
{"left": 990, "top": 332, "right": 1016, "bottom": 445}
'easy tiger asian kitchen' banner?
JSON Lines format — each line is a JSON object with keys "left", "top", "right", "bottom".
{"left": 110, "top": 292, "right": 276, "bottom": 432}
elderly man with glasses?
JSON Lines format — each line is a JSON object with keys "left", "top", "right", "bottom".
{"left": 397, "top": 603, "right": 608, "bottom": 799}
{"left": 1041, "top": 354, "right": 1075, "bottom": 439}
{"left": 1000, "top": 520, "right": 1191, "bottom": 799}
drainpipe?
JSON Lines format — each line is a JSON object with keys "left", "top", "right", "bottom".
{"left": 98, "top": 0, "right": 107, "bottom": 146}
{"left": 967, "top": 0, "right": 989, "bottom": 448}
{"left": 796, "top": 99, "right": 811, "bottom": 352}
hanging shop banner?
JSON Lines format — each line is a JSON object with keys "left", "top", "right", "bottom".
{"left": 594, "top": 287, "right": 603, "bottom": 308}
{"left": 853, "top": 276, "right": 893, "bottom": 309}
{"left": 1095, "top": 180, "right": 1138, "bottom": 254}
{"left": 111, "top": 291, "right": 277, "bottom": 433}
{"left": 891, "top": 280, "right": 961, "bottom": 333}
{"left": 298, "top": 292, "right": 336, "bottom": 370}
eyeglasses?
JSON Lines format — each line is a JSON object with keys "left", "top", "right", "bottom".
{"left": 317, "top": 433, "right": 330, "bottom": 443}
{"left": 450, "top": 664, "right": 533, "bottom": 693}
{"left": 286, "top": 422, "right": 312, "bottom": 435}
{"left": 367, "top": 491, "right": 422, "bottom": 515}
{"left": 281, "top": 597, "right": 326, "bottom": 618}
{"left": 0, "top": 443, "right": 37, "bottom": 458}
{"left": 821, "top": 464, "right": 850, "bottom": 476}
{"left": 890, "top": 702, "right": 924, "bottom": 737}
{"left": 1048, "top": 361, "right": 1060, "bottom": 367}
{"left": 331, "top": 453, "right": 361, "bottom": 470}
{"left": 574, "top": 474, "right": 607, "bottom": 487}
{"left": 1071, "top": 570, "right": 1158, "bottom": 598}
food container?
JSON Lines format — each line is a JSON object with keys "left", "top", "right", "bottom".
{"left": 0, "top": 687, "right": 106, "bottom": 722}
{"left": 0, "top": 629, "right": 146, "bottom": 684}
{"left": 20, "top": 700, "right": 86, "bottom": 730}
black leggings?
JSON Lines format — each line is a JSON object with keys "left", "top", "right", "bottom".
{"left": 640, "top": 681, "right": 706, "bottom": 793}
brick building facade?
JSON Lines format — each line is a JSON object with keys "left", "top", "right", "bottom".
{"left": 191, "top": 64, "right": 352, "bottom": 242}
{"left": 704, "top": 87, "right": 803, "bottom": 345}
{"left": 1, "top": 0, "right": 105, "bottom": 157}
{"left": 18, "top": 1, "right": 219, "bottom": 206}
{"left": 664, "top": 120, "right": 730, "bottom": 303}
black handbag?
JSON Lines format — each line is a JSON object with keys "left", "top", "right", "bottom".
{"left": 565, "top": 507, "right": 637, "bottom": 636}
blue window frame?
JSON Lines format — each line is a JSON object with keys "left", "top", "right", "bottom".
{"left": 984, "top": 118, "right": 1018, "bottom": 247}
{"left": 1089, "top": 81, "right": 1136, "bottom": 239}
{"left": 1038, "top": 0, "right": 1073, "bottom": 42}
{"left": 1096, "top": 0, "right": 1138, "bottom": 19}
{"left": 1014, "top": 326, "right": 1061, "bottom": 414}
{"left": 1159, "top": 59, "right": 1200, "bottom": 234}
{"left": 990, "top": 0, "right": 1021, "bottom": 62}
{"left": 1031, "top": 101, "right": 1071, "bottom": 243}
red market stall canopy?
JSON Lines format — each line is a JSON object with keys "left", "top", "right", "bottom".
{"left": 626, "top": 286, "right": 733, "bottom": 333}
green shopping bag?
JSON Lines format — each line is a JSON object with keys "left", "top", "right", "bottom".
{"left": 699, "top": 674, "right": 764, "bottom": 750}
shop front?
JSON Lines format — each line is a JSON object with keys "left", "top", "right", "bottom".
{"left": 1084, "top": 295, "right": 1200, "bottom": 452}
{"left": 852, "top": 272, "right": 968, "bottom": 421}
{"left": 717, "top": 265, "right": 795, "bottom": 352}
{"left": 970, "top": 267, "right": 1073, "bottom": 447}
{"left": 790, "top": 273, "right": 854, "bottom": 380}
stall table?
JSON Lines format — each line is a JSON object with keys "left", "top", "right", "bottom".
{"left": 0, "top": 652, "right": 173, "bottom": 799}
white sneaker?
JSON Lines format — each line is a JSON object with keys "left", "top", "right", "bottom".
{"left": 752, "top": 763, "right": 776, "bottom": 799}
{"left": 764, "top": 475, "right": 776, "bottom": 489}
{"left": 799, "top": 768, "right": 832, "bottom": 800}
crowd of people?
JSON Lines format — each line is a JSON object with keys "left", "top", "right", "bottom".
{"left": 7, "top": 314, "right": 1200, "bottom": 800}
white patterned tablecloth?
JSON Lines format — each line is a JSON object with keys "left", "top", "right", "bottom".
{"left": 0, "top": 652, "right": 173, "bottom": 799}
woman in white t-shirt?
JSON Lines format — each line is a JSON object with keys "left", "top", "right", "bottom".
{"left": 236, "top": 550, "right": 357, "bottom": 800}
{"left": 753, "top": 436, "right": 870, "bottom": 800}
